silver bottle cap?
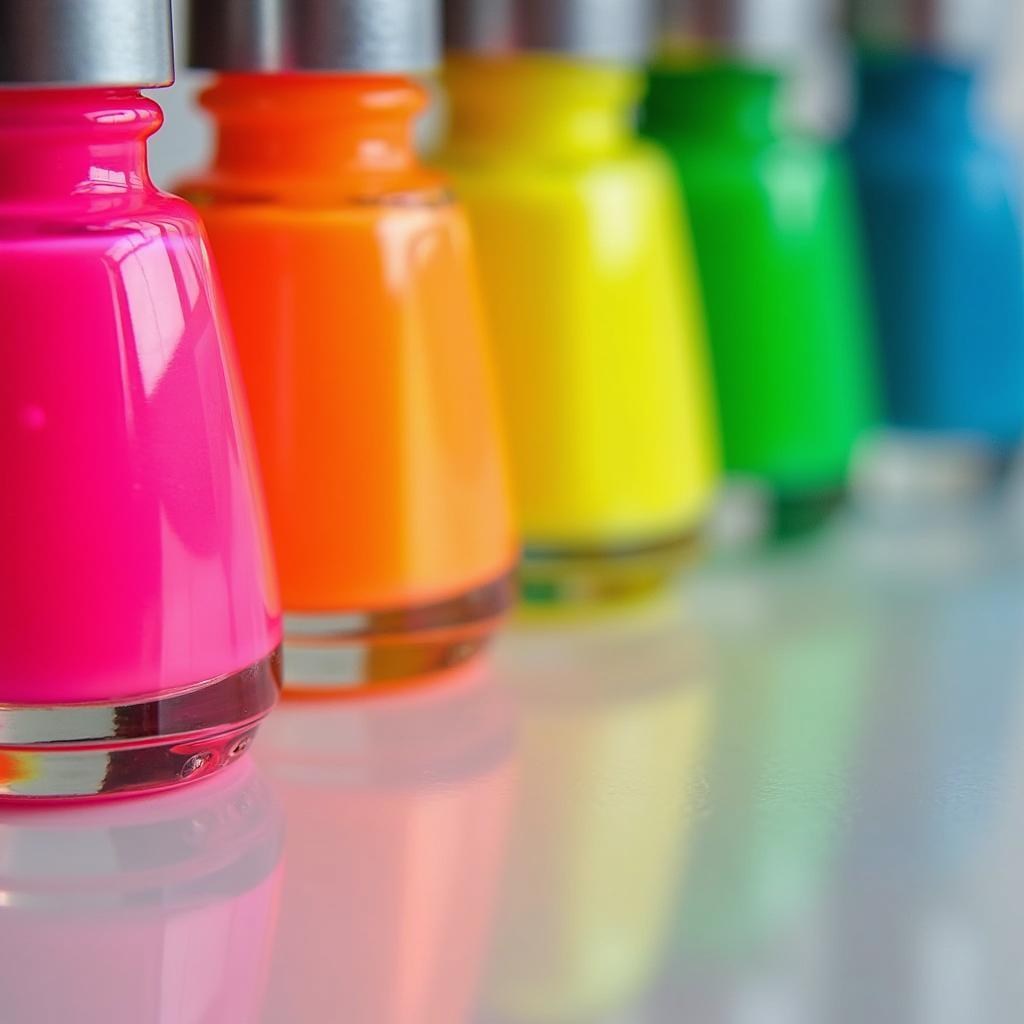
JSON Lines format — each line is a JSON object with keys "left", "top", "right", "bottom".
{"left": 658, "top": 0, "right": 825, "bottom": 64}
{"left": 847, "top": 0, "right": 1007, "bottom": 59}
{"left": 444, "top": 0, "right": 656, "bottom": 64}
{"left": 189, "top": 0, "right": 440, "bottom": 74}
{"left": 0, "top": 0, "right": 174, "bottom": 88}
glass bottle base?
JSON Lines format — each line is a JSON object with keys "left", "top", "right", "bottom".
{"left": 283, "top": 571, "right": 514, "bottom": 694}
{"left": 852, "top": 430, "right": 1013, "bottom": 516}
{"left": 710, "top": 480, "right": 846, "bottom": 549}
{"left": 772, "top": 486, "right": 846, "bottom": 540}
{"left": 0, "top": 648, "right": 282, "bottom": 800}
{"left": 519, "top": 529, "right": 704, "bottom": 605}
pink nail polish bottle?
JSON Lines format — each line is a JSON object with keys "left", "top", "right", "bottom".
{"left": 0, "top": 0, "right": 283, "bottom": 798}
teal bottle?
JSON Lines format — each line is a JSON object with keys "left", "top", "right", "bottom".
{"left": 640, "top": 3, "right": 878, "bottom": 536}
{"left": 847, "top": 1, "right": 1024, "bottom": 479}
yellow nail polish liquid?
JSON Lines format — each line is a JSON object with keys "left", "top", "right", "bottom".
{"left": 440, "top": 15, "right": 720, "bottom": 603}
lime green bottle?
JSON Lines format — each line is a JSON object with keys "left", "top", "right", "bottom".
{"left": 640, "top": 4, "right": 878, "bottom": 535}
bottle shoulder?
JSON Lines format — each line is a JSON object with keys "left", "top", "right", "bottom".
{"left": 176, "top": 165, "right": 453, "bottom": 214}
{"left": 661, "top": 133, "right": 851, "bottom": 197}
{"left": 651, "top": 123, "right": 833, "bottom": 163}
{"left": 849, "top": 119, "right": 1017, "bottom": 164}
{"left": 0, "top": 190, "right": 206, "bottom": 252}
{"left": 440, "top": 139, "right": 677, "bottom": 193}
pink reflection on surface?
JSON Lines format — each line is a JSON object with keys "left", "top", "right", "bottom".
{"left": 0, "top": 758, "right": 283, "bottom": 1023}
{"left": 257, "top": 661, "right": 518, "bottom": 1024}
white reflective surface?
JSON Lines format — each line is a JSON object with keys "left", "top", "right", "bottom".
{"left": 6, "top": 498, "right": 1024, "bottom": 1023}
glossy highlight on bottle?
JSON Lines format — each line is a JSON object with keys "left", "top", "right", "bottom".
{"left": 180, "top": 73, "right": 516, "bottom": 691}
{"left": 0, "top": 86, "right": 282, "bottom": 798}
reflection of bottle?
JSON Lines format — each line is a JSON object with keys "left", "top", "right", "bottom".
{"left": 641, "top": 0, "right": 877, "bottom": 537}
{"left": 847, "top": 0, "right": 1024, "bottom": 482}
{"left": 0, "top": 0, "right": 282, "bottom": 797}
{"left": 673, "top": 543, "right": 877, "bottom": 961}
{"left": 824, "top": 506, "right": 1024, "bottom": 1024}
{"left": 441, "top": 0, "right": 720, "bottom": 603}
{"left": 256, "top": 663, "right": 517, "bottom": 1024}
{"left": 636, "top": 531, "right": 879, "bottom": 1020}
{"left": 483, "top": 598, "right": 711, "bottom": 1023}
{"left": 181, "top": 0, "right": 515, "bottom": 692}
{"left": 0, "top": 759, "right": 283, "bottom": 1023}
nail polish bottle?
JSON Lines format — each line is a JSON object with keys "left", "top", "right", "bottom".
{"left": 181, "top": 0, "right": 516, "bottom": 692}
{"left": 641, "top": 0, "right": 878, "bottom": 537}
{"left": 847, "top": 0, "right": 1024, "bottom": 495}
{"left": 441, "top": 0, "right": 720, "bottom": 603}
{"left": 0, "top": 0, "right": 282, "bottom": 798}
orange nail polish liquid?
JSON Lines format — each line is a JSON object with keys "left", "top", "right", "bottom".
{"left": 180, "top": 36, "right": 515, "bottom": 692}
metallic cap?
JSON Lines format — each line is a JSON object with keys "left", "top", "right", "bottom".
{"left": 189, "top": 0, "right": 440, "bottom": 74}
{"left": 658, "top": 0, "right": 825, "bottom": 63}
{"left": 0, "top": 0, "right": 174, "bottom": 88}
{"left": 847, "top": 0, "right": 1008, "bottom": 59}
{"left": 444, "top": 0, "right": 656, "bottom": 64}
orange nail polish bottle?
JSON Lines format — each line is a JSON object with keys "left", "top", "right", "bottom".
{"left": 180, "top": 1, "right": 516, "bottom": 692}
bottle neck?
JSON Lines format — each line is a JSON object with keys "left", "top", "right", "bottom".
{"left": 201, "top": 74, "right": 431, "bottom": 198}
{"left": 0, "top": 89, "right": 159, "bottom": 208}
{"left": 855, "top": 54, "right": 978, "bottom": 133}
{"left": 445, "top": 55, "right": 642, "bottom": 162}
{"left": 643, "top": 60, "right": 785, "bottom": 143}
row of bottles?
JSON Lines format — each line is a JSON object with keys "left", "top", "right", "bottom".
{"left": 2, "top": 0, "right": 1023, "bottom": 797}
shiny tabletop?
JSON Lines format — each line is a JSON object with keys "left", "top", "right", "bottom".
{"left": 3, "top": 491, "right": 1023, "bottom": 1024}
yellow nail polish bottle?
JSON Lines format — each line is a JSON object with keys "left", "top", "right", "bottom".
{"left": 440, "top": 0, "right": 720, "bottom": 603}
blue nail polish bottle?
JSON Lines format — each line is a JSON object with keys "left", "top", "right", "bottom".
{"left": 848, "top": 5, "right": 1024, "bottom": 457}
